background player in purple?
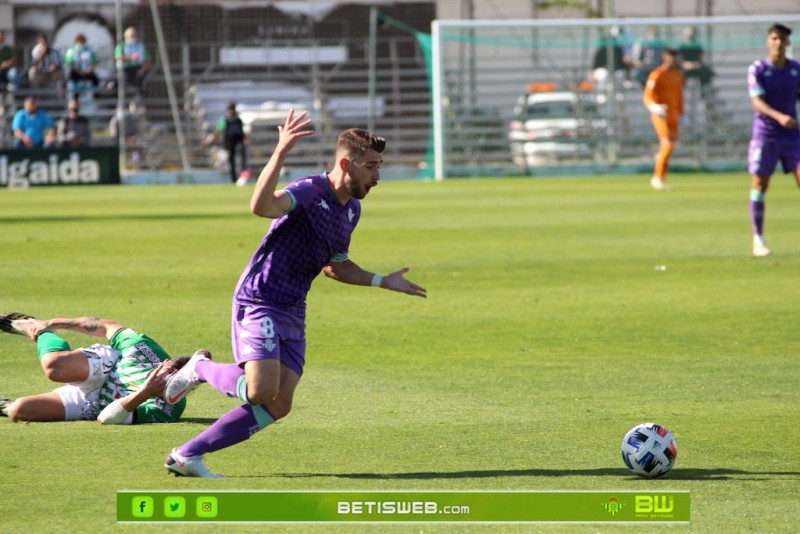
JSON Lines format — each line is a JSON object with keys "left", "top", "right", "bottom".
{"left": 747, "top": 23, "right": 800, "bottom": 257}
{"left": 162, "top": 109, "right": 427, "bottom": 477}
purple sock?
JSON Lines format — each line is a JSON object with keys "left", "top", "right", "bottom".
{"left": 196, "top": 360, "right": 245, "bottom": 399}
{"left": 181, "top": 404, "right": 272, "bottom": 456}
{"left": 749, "top": 191, "right": 765, "bottom": 237}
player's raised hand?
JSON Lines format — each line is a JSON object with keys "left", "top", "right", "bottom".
{"left": 140, "top": 360, "right": 173, "bottom": 397}
{"left": 382, "top": 266, "right": 427, "bottom": 298}
{"left": 276, "top": 108, "right": 314, "bottom": 155}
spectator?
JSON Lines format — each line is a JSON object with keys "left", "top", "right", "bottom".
{"left": 0, "top": 30, "right": 20, "bottom": 94}
{"left": 632, "top": 26, "right": 668, "bottom": 87}
{"left": 57, "top": 98, "right": 91, "bottom": 147}
{"left": 590, "top": 26, "right": 629, "bottom": 91}
{"left": 12, "top": 96, "right": 55, "bottom": 148}
{"left": 65, "top": 33, "right": 100, "bottom": 92}
{"left": 28, "top": 34, "right": 63, "bottom": 90}
{"left": 678, "top": 26, "right": 714, "bottom": 90}
{"left": 203, "top": 101, "right": 251, "bottom": 185}
{"left": 109, "top": 102, "right": 142, "bottom": 143}
{"left": 114, "top": 27, "right": 151, "bottom": 94}
{"left": 109, "top": 102, "right": 145, "bottom": 164}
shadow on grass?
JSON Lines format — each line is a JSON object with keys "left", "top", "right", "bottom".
{"left": 0, "top": 213, "right": 244, "bottom": 223}
{"left": 180, "top": 417, "right": 222, "bottom": 425}
{"left": 274, "top": 468, "right": 800, "bottom": 481}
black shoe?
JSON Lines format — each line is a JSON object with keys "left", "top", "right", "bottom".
{"left": 0, "top": 312, "right": 38, "bottom": 336}
{"left": 0, "top": 398, "right": 12, "bottom": 417}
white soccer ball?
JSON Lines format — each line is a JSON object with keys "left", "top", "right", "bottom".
{"left": 621, "top": 422, "right": 678, "bottom": 478}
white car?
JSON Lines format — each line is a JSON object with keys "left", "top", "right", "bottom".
{"left": 508, "top": 90, "right": 605, "bottom": 170}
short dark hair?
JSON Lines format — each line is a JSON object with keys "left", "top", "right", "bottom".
{"left": 664, "top": 48, "right": 679, "bottom": 57}
{"left": 337, "top": 128, "right": 386, "bottom": 156}
{"left": 768, "top": 24, "right": 792, "bottom": 37}
{"left": 170, "top": 356, "right": 190, "bottom": 370}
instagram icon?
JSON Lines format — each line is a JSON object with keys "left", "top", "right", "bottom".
{"left": 196, "top": 496, "right": 218, "bottom": 518}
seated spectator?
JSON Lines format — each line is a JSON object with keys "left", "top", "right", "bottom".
{"left": 632, "top": 26, "right": 668, "bottom": 87}
{"left": 28, "top": 34, "right": 64, "bottom": 90}
{"left": 590, "top": 26, "right": 629, "bottom": 91}
{"left": 109, "top": 102, "right": 142, "bottom": 144}
{"left": 678, "top": 26, "right": 714, "bottom": 89}
{"left": 114, "top": 27, "right": 151, "bottom": 94}
{"left": 12, "top": 96, "right": 56, "bottom": 148}
{"left": 109, "top": 102, "right": 145, "bottom": 164}
{"left": 0, "top": 30, "right": 20, "bottom": 94}
{"left": 57, "top": 98, "right": 91, "bottom": 147}
{"left": 65, "top": 33, "right": 100, "bottom": 92}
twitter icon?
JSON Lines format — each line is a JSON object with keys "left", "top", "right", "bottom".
{"left": 164, "top": 496, "right": 186, "bottom": 518}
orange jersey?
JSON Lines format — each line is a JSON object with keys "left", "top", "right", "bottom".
{"left": 643, "top": 65, "right": 684, "bottom": 117}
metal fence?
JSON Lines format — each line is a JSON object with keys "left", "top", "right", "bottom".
{"left": 431, "top": 15, "right": 800, "bottom": 179}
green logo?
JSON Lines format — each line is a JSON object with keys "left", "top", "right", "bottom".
{"left": 635, "top": 495, "right": 674, "bottom": 514}
{"left": 602, "top": 496, "right": 624, "bottom": 516}
{"left": 132, "top": 496, "right": 154, "bottom": 518}
{"left": 196, "top": 496, "right": 218, "bottom": 518}
{"left": 164, "top": 496, "right": 186, "bottom": 518}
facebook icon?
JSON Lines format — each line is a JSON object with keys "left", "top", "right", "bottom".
{"left": 131, "top": 496, "right": 154, "bottom": 518}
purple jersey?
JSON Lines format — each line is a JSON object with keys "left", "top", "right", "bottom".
{"left": 748, "top": 58, "right": 800, "bottom": 141}
{"left": 234, "top": 173, "right": 361, "bottom": 318}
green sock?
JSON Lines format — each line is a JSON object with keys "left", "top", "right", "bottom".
{"left": 36, "top": 331, "right": 71, "bottom": 360}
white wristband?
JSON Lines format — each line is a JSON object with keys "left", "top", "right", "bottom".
{"left": 97, "top": 398, "right": 134, "bottom": 425}
{"left": 371, "top": 274, "right": 384, "bottom": 287}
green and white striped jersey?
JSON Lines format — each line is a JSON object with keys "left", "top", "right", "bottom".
{"left": 98, "top": 328, "right": 186, "bottom": 424}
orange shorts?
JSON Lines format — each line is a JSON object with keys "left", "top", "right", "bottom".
{"left": 651, "top": 114, "right": 680, "bottom": 141}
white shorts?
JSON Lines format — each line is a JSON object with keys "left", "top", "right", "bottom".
{"left": 53, "top": 344, "right": 120, "bottom": 421}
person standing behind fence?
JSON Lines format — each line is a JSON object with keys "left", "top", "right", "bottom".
{"left": 28, "top": 34, "right": 63, "bottom": 90}
{"left": 114, "top": 27, "right": 151, "bottom": 94}
{"left": 632, "top": 27, "right": 668, "bottom": 88}
{"left": 57, "top": 98, "right": 91, "bottom": 147}
{"left": 203, "top": 101, "right": 251, "bottom": 186}
{"left": 590, "top": 26, "right": 629, "bottom": 92}
{"left": 0, "top": 31, "right": 20, "bottom": 94}
{"left": 678, "top": 26, "right": 714, "bottom": 92}
{"left": 12, "top": 96, "right": 55, "bottom": 148}
{"left": 643, "top": 48, "right": 684, "bottom": 192}
{"left": 747, "top": 24, "right": 800, "bottom": 257}
{"left": 65, "top": 33, "right": 100, "bottom": 92}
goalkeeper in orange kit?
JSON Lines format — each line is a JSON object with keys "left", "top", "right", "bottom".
{"left": 643, "top": 48, "right": 684, "bottom": 191}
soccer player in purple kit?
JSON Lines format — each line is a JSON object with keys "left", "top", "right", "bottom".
{"left": 747, "top": 23, "right": 800, "bottom": 257}
{"left": 162, "top": 109, "right": 427, "bottom": 477}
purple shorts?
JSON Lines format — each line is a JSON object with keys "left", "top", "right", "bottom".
{"left": 231, "top": 302, "right": 306, "bottom": 377}
{"left": 748, "top": 138, "right": 800, "bottom": 176}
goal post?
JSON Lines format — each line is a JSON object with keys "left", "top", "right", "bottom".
{"left": 430, "top": 15, "right": 800, "bottom": 180}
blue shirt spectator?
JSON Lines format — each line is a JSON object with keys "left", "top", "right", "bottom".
{"left": 12, "top": 96, "right": 56, "bottom": 148}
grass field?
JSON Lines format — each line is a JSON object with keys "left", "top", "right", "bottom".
{"left": 1, "top": 173, "right": 799, "bottom": 533}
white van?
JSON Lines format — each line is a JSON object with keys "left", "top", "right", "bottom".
{"left": 508, "top": 89, "right": 605, "bottom": 170}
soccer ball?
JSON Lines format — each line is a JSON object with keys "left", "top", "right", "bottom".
{"left": 621, "top": 422, "right": 678, "bottom": 478}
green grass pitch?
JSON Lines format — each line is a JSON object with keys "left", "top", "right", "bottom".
{"left": 0, "top": 173, "right": 799, "bottom": 533}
